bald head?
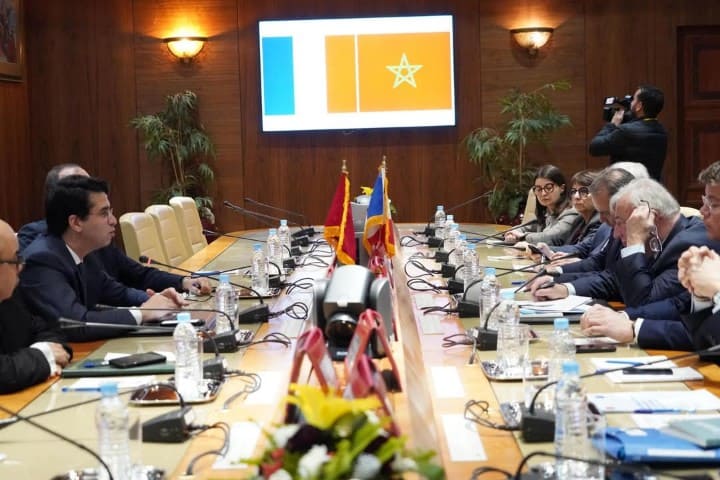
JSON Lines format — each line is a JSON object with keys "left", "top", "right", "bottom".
{"left": 0, "top": 219, "right": 20, "bottom": 301}
{"left": 45, "top": 163, "right": 90, "bottom": 198}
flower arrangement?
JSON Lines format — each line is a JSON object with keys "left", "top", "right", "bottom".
{"left": 244, "top": 384, "right": 445, "bottom": 480}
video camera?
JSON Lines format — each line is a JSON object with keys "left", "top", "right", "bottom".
{"left": 602, "top": 95, "right": 633, "bottom": 122}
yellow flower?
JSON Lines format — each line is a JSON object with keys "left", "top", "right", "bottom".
{"left": 285, "top": 384, "right": 381, "bottom": 431}
{"left": 360, "top": 186, "right": 374, "bottom": 196}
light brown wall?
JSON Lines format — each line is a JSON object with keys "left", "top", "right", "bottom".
{"left": 5, "top": 0, "right": 720, "bottom": 233}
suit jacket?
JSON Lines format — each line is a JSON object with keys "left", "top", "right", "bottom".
{"left": 636, "top": 318, "right": 694, "bottom": 351}
{"left": 588, "top": 117, "right": 668, "bottom": 180}
{"left": 20, "top": 234, "right": 149, "bottom": 341}
{"left": 683, "top": 308, "right": 720, "bottom": 357}
{"left": 522, "top": 207, "right": 583, "bottom": 246}
{"left": 19, "top": 219, "right": 185, "bottom": 292}
{"left": 0, "top": 293, "right": 73, "bottom": 394}
{"left": 553, "top": 222, "right": 612, "bottom": 257}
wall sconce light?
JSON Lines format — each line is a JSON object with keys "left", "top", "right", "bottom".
{"left": 510, "top": 27, "right": 554, "bottom": 56}
{"left": 163, "top": 36, "right": 207, "bottom": 62}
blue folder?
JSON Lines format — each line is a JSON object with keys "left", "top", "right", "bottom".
{"left": 604, "top": 427, "right": 720, "bottom": 464}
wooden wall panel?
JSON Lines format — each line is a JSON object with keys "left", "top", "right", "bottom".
{"left": 0, "top": 82, "right": 31, "bottom": 230}
{"left": 10, "top": 0, "right": 720, "bottom": 236}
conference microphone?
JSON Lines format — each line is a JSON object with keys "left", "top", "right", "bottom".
{"left": 138, "top": 255, "right": 266, "bottom": 305}
{"left": 203, "top": 229, "right": 298, "bottom": 270}
{"left": 520, "top": 343, "right": 720, "bottom": 443}
{"left": 243, "top": 196, "right": 317, "bottom": 238}
{"left": 472, "top": 219, "right": 540, "bottom": 243}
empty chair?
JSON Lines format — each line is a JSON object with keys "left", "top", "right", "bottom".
{"left": 144, "top": 204, "right": 192, "bottom": 266}
{"left": 680, "top": 206, "right": 702, "bottom": 217}
{"left": 521, "top": 188, "right": 537, "bottom": 223}
{"left": 118, "top": 212, "right": 169, "bottom": 264}
{"left": 169, "top": 196, "right": 208, "bottom": 254}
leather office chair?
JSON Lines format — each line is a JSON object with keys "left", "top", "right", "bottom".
{"left": 680, "top": 206, "right": 702, "bottom": 218}
{"left": 118, "top": 212, "right": 169, "bottom": 264}
{"left": 522, "top": 188, "right": 537, "bottom": 223}
{"left": 144, "top": 204, "right": 192, "bottom": 266}
{"left": 169, "top": 196, "right": 208, "bottom": 254}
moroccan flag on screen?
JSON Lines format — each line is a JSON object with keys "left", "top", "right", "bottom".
{"left": 324, "top": 172, "right": 356, "bottom": 265}
{"left": 325, "top": 32, "right": 452, "bottom": 113}
{"left": 362, "top": 168, "right": 396, "bottom": 258}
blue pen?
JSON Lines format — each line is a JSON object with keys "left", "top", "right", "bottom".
{"left": 604, "top": 360, "right": 645, "bottom": 366}
{"left": 633, "top": 409, "right": 681, "bottom": 414}
{"left": 82, "top": 360, "right": 109, "bottom": 368}
{"left": 61, "top": 387, "right": 102, "bottom": 393}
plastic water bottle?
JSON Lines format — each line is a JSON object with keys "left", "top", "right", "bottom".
{"left": 174, "top": 312, "right": 202, "bottom": 401}
{"left": 491, "top": 290, "right": 519, "bottom": 327}
{"left": 278, "top": 219, "right": 291, "bottom": 261}
{"left": 479, "top": 267, "right": 500, "bottom": 328}
{"left": 266, "top": 228, "right": 283, "bottom": 279}
{"left": 548, "top": 318, "right": 577, "bottom": 385}
{"left": 434, "top": 205, "right": 447, "bottom": 239}
{"left": 444, "top": 222, "right": 459, "bottom": 253}
{"left": 96, "top": 382, "right": 131, "bottom": 480}
{"left": 451, "top": 234, "right": 466, "bottom": 267}
{"left": 555, "top": 360, "right": 592, "bottom": 479}
{"left": 442, "top": 214, "right": 455, "bottom": 242}
{"left": 462, "top": 244, "right": 480, "bottom": 291}
{"left": 251, "top": 243, "right": 269, "bottom": 295}
{"left": 214, "top": 273, "right": 235, "bottom": 334}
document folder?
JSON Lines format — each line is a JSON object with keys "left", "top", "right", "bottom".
{"left": 604, "top": 427, "right": 720, "bottom": 464}
{"left": 62, "top": 358, "right": 175, "bottom": 378}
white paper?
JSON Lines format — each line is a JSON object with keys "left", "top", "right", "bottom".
{"left": 246, "top": 371, "right": 286, "bottom": 405}
{"left": 66, "top": 376, "right": 155, "bottom": 391}
{"left": 212, "top": 421, "right": 263, "bottom": 469}
{"left": 430, "top": 366, "right": 465, "bottom": 398}
{"left": 631, "top": 413, "right": 720, "bottom": 429}
{"left": 441, "top": 414, "right": 487, "bottom": 462}
{"left": 420, "top": 315, "right": 444, "bottom": 335}
{"left": 588, "top": 389, "right": 720, "bottom": 413}
{"left": 590, "top": 356, "right": 703, "bottom": 383}
{"left": 516, "top": 295, "right": 592, "bottom": 312}
{"left": 574, "top": 337, "right": 619, "bottom": 346}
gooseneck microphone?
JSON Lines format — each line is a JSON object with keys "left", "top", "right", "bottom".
{"left": 471, "top": 219, "right": 539, "bottom": 243}
{"left": 243, "top": 196, "right": 316, "bottom": 238}
{"left": 418, "top": 194, "right": 489, "bottom": 237}
{"left": 521, "top": 343, "right": 720, "bottom": 443}
{"left": 203, "top": 229, "right": 297, "bottom": 270}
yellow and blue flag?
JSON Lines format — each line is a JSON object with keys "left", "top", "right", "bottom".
{"left": 362, "top": 167, "right": 395, "bottom": 258}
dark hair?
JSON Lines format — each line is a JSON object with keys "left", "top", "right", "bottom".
{"left": 46, "top": 175, "right": 109, "bottom": 236}
{"left": 698, "top": 161, "right": 720, "bottom": 185}
{"left": 570, "top": 169, "right": 600, "bottom": 187}
{"left": 45, "top": 163, "right": 84, "bottom": 198}
{"left": 589, "top": 167, "right": 636, "bottom": 196}
{"left": 533, "top": 164, "right": 570, "bottom": 228}
{"left": 636, "top": 84, "right": 664, "bottom": 118}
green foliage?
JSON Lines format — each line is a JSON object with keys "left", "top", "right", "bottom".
{"left": 131, "top": 91, "right": 216, "bottom": 222}
{"left": 464, "top": 81, "right": 572, "bottom": 220}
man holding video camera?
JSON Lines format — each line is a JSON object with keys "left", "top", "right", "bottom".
{"left": 589, "top": 84, "right": 667, "bottom": 181}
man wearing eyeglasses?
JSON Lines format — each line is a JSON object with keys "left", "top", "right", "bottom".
{"left": 0, "top": 219, "right": 72, "bottom": 393}
{"left": 19, "top": 175, "right": 185, "bottom": 341}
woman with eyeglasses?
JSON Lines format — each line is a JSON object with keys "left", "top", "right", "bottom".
{"left": 505, "top": 164, "right": 581, "bottom": 245}
{"left": 564, "top": 169, "right": 602, "bottom": 245}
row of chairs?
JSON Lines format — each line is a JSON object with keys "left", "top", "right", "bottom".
{"left": 119, "top": 197, "right": 208, "bottom": 266}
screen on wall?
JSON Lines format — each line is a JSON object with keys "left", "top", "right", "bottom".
{"left": 258, "top": 15, "right": 455, "bottom": 132}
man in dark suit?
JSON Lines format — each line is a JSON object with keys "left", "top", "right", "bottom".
{"left": 0, "top": 219, "right": 72, "bottom": 393}
{"left": 18, "top": 163, "right": 211, "bottom": 294}
{"left": 19, "top": 175, "right": 184, "bottom": 341}
{"left": 589, "top": 84, "right": 667, "bottom": 180}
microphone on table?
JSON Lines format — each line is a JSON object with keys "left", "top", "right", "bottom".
{"left": 203, "top": 229, "right": 298, "bottom": 270}
{"left": 417, "top": 194, "right": 488, "bottom": 237}
{"left": 520, "top": 343, "right": 720, "bottom": 443}
{"left": 224, "top": 201, "right": 316, "bottom": 247}
{"left": 243, "top": 196, "right": 317, "bottom": 238}
{"left": 471, "top": 219, "right": 539, "bottom": 243}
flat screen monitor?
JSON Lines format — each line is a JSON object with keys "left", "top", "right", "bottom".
{"left": 258, "top": 15, "right": 455, "bottom": 132}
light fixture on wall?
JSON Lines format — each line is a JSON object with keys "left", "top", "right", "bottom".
{"left": 510, "top": 27, "right": 554, "bottom": 56}
{"left": 163, "top": 36, "right": 207, "bottom": 62}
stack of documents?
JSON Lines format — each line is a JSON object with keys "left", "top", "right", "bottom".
{"left": 502, "top": 293, "right": 592, "bottom": 322}
{"left": 588, "top": 389, "right": 720, "bottom": 414}
{"left": 591, "top": 356, "right": 704, "bottom": 383}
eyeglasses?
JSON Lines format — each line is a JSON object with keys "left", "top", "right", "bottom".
{"left": 640, "top": 200, "right": 662, "bottom": 255}
{"left": 0, "top": 254, "right": 24, "bottom": 269}
{"left": 90, "top": 207, "right": 114, "bottom": 219}
{"left": 702, "top": 195, "right": 720, "bottom": 211}
{"left": 531, "top": 183, "right": 557, "bottom": 195}
{"left": 569, "top": 187, "right": 590, "bottom": 198}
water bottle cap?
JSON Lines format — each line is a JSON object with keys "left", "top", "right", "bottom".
{"left": 437, "top": 205, "right": 444, "bottom": 210}
{"left": 280, "top": 219, "right": 288, "bottom": 226}
{"left": 176, "top": 312, "right": 192, "bottom": 323}
{"left": 100, "top": 382, "right": 118, "bottom": 396}
{"left": 218, "top": 273, "right": 230, "bottom": 283}
{"left": 553, "top": 317, "right": 569, "bottom": 330}
{"left": 484, "top": 267, "right": 496, "bottom": 276}
{"left": 268, "top": 228, "right": 277, "bottom": 235}
{"left": 500, "top": 290, "right": 514, "bottom": 300}
{"left": 253, "top": 243, "right": 262, "bottom": 251}
{"left": 562, "top": 360, "right": 579, "bottom": 375}
{"left": 458, "top": 234, "right": 466, "bottom": 241}
{"left": 447, "top": 214, "right": 454, "bottom": 221}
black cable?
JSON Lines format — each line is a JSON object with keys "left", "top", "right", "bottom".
{"left": 469, "top": 466, "right": 512, "bottom": 479}
{"left": 399, "top": 235, "right": 430, "bottom": 247}
{"left": 238, "top": 332, "right": 292, "bottom": 349}
{"left": 464, "top": 399, "right": 519, "bottom": 432}
{"left": 404, "top": 258, "right": 440, "bottom": 278}
{"left": 184, "top": 421, "right": 231, "bottom": 475}
{"left": 222, "top": 372, "right": 263, "bottom": 409}
{"left": 299, "top": 254, "right": 331, "bottom": 268}
{"left": 406, "top": 278, "right": 444, "bottom": 292}
{"left": 283, "top": 277, "right": 314, "bottom": 294}
{"left": 268, "top": 301, "right": 309, "bottom": 321}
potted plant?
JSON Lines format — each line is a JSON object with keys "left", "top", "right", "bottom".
{"left": 131, "top": 90, "right": 217, "bottom": 223}
{"left": 463, "top": 81, "right": 572, "bottom": 222}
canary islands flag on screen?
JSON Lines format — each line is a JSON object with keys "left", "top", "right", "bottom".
{"left": 259, "top": 15, "right": 454, "bottom": 131}
{"left": 324, "top": 169, "right": 356, "bottom": 265}
{"left": 363, "top": 167, "right": 395, "bottom": 258}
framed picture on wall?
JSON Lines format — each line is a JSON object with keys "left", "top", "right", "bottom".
{"left": 0, "top": 0, "right": 23, "bottom": 81}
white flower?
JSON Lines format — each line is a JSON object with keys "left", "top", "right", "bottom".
{"left": 271, "top": 424, "right": 300, "bottom": 448}
{"left": 268, "top": 469, "right": 292, "bottom": 480}
{"left": 351, "top": 453, "right": 382, "bottom": 479}
{"left": 391, "top": 454, "right": 417, "bottom": 472}
{"left": 298, "top": 444, "right": 329, "bottom": 479}
{"left": 364, "top": 410, "right": 380, "bottom": 425}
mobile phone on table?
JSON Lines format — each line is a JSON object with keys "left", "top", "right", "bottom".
{"left": 576, "top": 343, "right": 617, "bottom": 354}
{"left": 621, "top": 367, "right": 674, "bottom": 375}
{"left": 108, "top": 352, "right": 167, "bottom": 369}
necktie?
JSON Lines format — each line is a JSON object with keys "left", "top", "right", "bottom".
{"left": 76, "top": 262, "right": 88, "bottom": 304}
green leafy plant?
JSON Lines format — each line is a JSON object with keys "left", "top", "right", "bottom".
{"left": 463, "top": 81, "right": 572, "bottom": 221}
{"left": 131, "top": 90, "right": 216, "bottom": 222}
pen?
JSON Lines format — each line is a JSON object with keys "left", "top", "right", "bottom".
{"left": 604, "top": 360, "right": 645, "bottom": 366}
{"left": 511, "top": 280, "right": 525, "bottom": 285}
{"left": 633, "top": 409, "right": 682, "bottom": 414}
{"left": 82, "top": 360, "right": 109, "bottom": 368}
{"left": 61, "top": 387, "right": 102, "bottom": 393}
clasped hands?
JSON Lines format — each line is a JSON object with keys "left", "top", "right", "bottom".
{"left": 678, "top": 246, "right": 720, "bottom": 299}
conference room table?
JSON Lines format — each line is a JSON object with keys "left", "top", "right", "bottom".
{"left": 1, "top": 224, "right": 720, "bottom": 479}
